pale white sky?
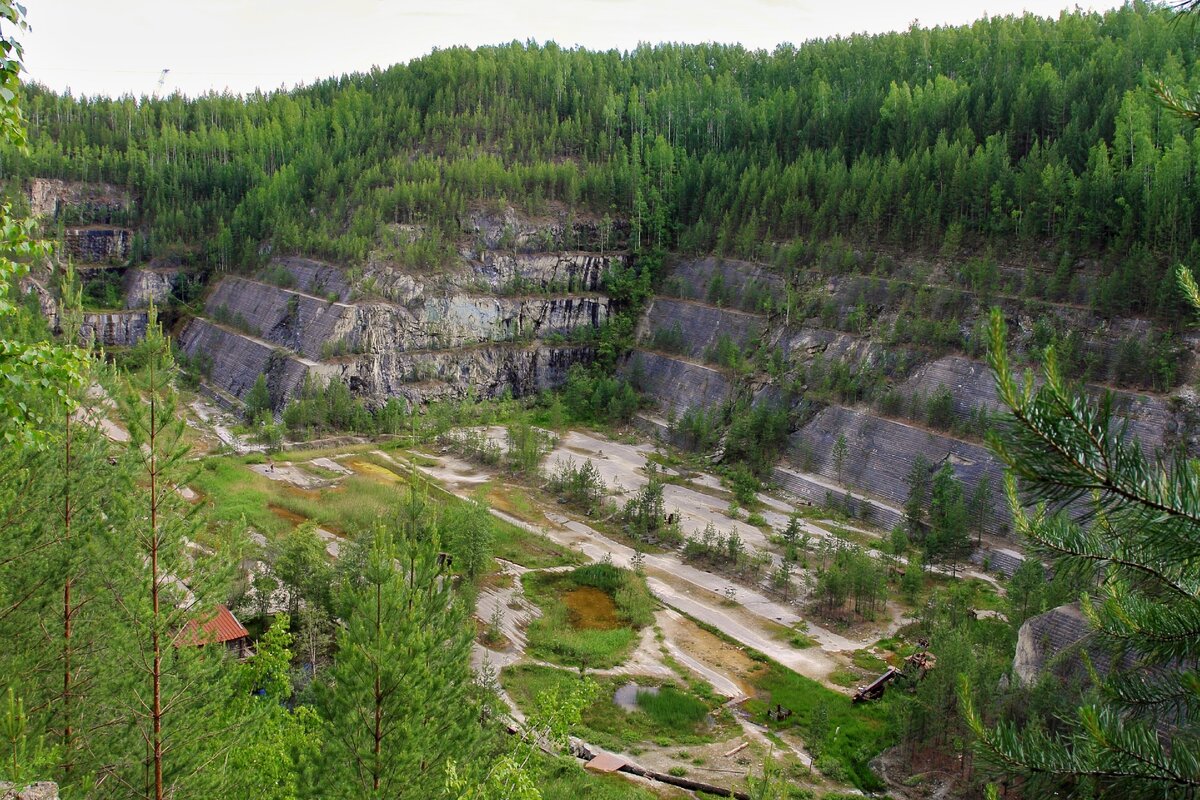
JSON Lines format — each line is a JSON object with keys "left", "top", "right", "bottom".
{"left": 22, "top": 0, "right": 1122, "bottom": 98}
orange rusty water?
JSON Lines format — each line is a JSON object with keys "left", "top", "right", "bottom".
{"left": 563, "top": 586, "right": 620, "bottom": 630}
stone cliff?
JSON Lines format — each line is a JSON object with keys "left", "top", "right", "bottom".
{"left": 177, "top": 208, "right": 620, "bottom": 409}
{"left": 623, "top": 254, "right": 1200, "bottom": 541}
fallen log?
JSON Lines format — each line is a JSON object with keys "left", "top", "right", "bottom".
{"left": 723, "top": 741, "right": 750, "bottom": 758}
{"left": 619, "top": 761, "right": 751, "bottom": 800}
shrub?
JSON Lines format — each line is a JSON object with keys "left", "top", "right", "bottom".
{"left": 926, "top": 384, "right": 956, "bottom": 430}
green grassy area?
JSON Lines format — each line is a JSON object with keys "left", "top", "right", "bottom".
{"left": 745, "top": 663, "right": 891, "bottom": 792}
{"left": 536, "top": 754, "right": 677, "bottom": 800}
{"left": 193, "top": 451, "right": 582, "bottom": 572}
{"left": 191, "top": 456, "right": 294, "bottom": 536}
{"left": 522, "top": 564, "right": 655, "bottom": 668}
{"left": 502, "top": 664, "right": 735, "bottom": 751}
{"left": 636, "top": 685, "right": 710, "bottom": 729}
{"left": 492, "top": 520, "right": 582, "bottom": 569}
{"left": 674, "top": 610, "right": 892, "bottom": 792}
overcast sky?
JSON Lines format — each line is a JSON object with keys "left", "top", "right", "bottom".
{"left": 23, "top": 0, "right": 1123, "bottom": 98}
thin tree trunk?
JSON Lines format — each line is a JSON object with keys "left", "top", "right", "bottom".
{"left": 373, "top": 580, "right": 383, "bottom": 793}
{"left": 61, "top": 412, "right": 74, "bottom": 775}
{"left": 150, "top": 370, "right": 164, "bottom": 800}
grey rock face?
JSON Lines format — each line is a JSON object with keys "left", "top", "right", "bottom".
{"left": 124, "top": 268, "right": 181, "bottom": 309}
{"left": 0, "top": 782, "right": 60, "bottom": 800}
{"left": 640, "top": 297, "right": 765, "bottom": 360}
{"left": 619, "top": 350, "right": 734, "bottom": 417}
{"left": 662, "top": 256, "right": 784, "bottom": 312}
{"left": 179, "top": 239, "right": 611, "bottom": 409}
{"left": 177, "top": 318, "right": 319, "bottom": 405}
{"left": 29, "top": 177, "right": 133, "bottom": 222}
{"left": 1011, "top": 602, "right": 1146, "bottom": 687}
{"left": 266, "top": 257, "right": 351, "bottom": 301}
{"left": 64, "top": 227, "right": 131, "bottom": 263}
{"left": 462, "top": 207, "right": 629, "bottom": 253}
{"left": 331, "top": 345, "right": 595, "bottom": 408}
{"left": 204, "top": 277, "right": 608, "bottom": 362}
{"left": 788, "top": 404, "right": 1011, "bottom": 535}
{"left": 80, "top": 311, "right": 148, "bottom": 348}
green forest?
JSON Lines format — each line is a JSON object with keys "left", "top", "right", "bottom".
{"left": 6, "top": 1, "right": 1200, "bottom": 317}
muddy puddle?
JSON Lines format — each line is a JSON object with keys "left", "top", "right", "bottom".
{"left": 564, "top": 586, "right": 620, "bottom": 630}
{"left": 346, "top": 459, "right": 404, "bottom": 482}
{"left": 268, "top": 505, "right": 307, "bottom": 526}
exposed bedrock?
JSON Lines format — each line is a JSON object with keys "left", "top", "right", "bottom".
{"left": 466, "top": 251, "right": 615, "bottom": 294}
{"left": 899, "top": 354, "right": 1200, "bottom": 455}
{"left": 64, "top": 226, "right": 131, "bottom": 263}
{"left": 620, "top": 349, "right": 736, "bottom": 417}
{"left": 29, "top": 177, "right": 133, "bottom": 222}
{"left": 330, "top": 345, "right": 595, "bottom": 407}
{"left": 204, "top": 277, "right": 609, "bottom": 360}
{"left": 177, "top": 318, "right": 318, "bottom": 404}
{"left": 178, "top": 314, "right": 597, "bottom": 410}
{"left": 124, "top": 267, "right": 182, "bottom": 309}
{"left": 356, "top": 252, "right": 617, "bottom": 302}
{"left": 662, "top": 256, "right": 784, "bottom": 311}
{"left": 786, "top": 404, "right": 1011, "bottom": 535}
{"left": 772, "top": 466, "right": 904, "bottom": 532}
{"left": 640, "top": 297, "right": 766, "bottom": 359}
{"left": 79, "top": 311, "right": 148, "bottom": 348}
{"left": 267, "top": 256, "right": 352, "bottom": 301}
{"left": 1013, "top": 603, "right": 1130, "bottom": 686}
{"left": 462, "top": 207, "right": 629, "bottom": 253}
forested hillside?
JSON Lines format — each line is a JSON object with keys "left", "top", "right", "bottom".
{"left": 8, "top": 1, "right": 1200, "bottom": 317}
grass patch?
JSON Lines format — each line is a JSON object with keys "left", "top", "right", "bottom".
{"left": 851, "top": 650, "right": 889, "bottom": 673}
{"left": 522, "top": 564, "right": 655, "bottom": 668}
{"left": 502, "top": 664, "right": 732, "bottom": 750}
{"left": 491, "top": 517, "right": 582, "bottom": 569}
{"left": 535, "top": 754, "right": 664, "bottom": 800}
{"left": 828, "top": 667, "right": 861, "bottom": 688}
{"left": 745, "top": 663, "right": 891, "bottom": 792}
{"left": 191, "top": 458, "right": 291, "bottom": 536}
{"left": 636, "top": 686, "right": 709, "bottom": 728}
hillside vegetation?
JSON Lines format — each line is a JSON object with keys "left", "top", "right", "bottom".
{"left": 8, "top": 2, "right": 1200, "bottom": 319}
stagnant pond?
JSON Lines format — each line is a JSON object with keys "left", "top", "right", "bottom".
{"left": 613, "top": 682, "right": 658, "bottom": 711}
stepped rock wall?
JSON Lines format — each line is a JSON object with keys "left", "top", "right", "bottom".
{"left": 620, "top": 350, "right": 735, "bottom": 416}
{"left": 64, "top": 226, "right": 131, "bottom": 263}
{"left": 177, "top": 318, "right": 321, "bottom": 404}
{"left": 664, "top": 256, "right": 784, "bottom": 311}
{"left": 900, "top": 355, "right": 1200, "bottom": 455}
{"left": 206, "top": 279, "right": 357, "bottom": 360}
{"left": 785, "top": 404, "right": 1011, "bottom": 534}
{"left": 205, "top": 277, "right": 610, "bottom": 360}
{"left": 80, "top": 311, "right": 148, "bottom": 348}
{"left": 331, "top": 345, "right": 594, "bottom": 407}
{"left": 30, "top": 177, "right": 132, "bottom": 222}
{"left": 641, "top": 298, "right": 764, "bottom": 359}
{"left": 124, "top": 267, "right": 181, "bottom": 309}
{"left": 269, "top": 257, "right": 351, "bottom": 301}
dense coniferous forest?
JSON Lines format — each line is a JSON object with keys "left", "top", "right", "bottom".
{"left": 7, "top": 1, "right": 1200, "bottom": 317}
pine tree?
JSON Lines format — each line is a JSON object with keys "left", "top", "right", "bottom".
{"left": 244, "top": 374, "right": 272, "bottom": 423}
{"left": 103, "top": 311, "right": 244, "bottom": 799}
{"left": 313, "top": 524, "right": 481, "bottom": 799}
{"left": 904, "top": 454, "right": 932, "bottom": 539}
{"left": 926, "top": 464, "right": 971, "bottom": 576}
{"left": 962, "top": 306, "right": 1200, "bottom": 797}
{"left": 832, "top": 433, "right": 849, "bottom": 486}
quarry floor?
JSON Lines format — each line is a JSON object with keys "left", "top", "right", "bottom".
{"left": 176, "top": 404, "right": 942, "bottom": 796}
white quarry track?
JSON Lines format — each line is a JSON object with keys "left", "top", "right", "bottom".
{"left": 406, "top": 451, "right": 890, "bottom": 685}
